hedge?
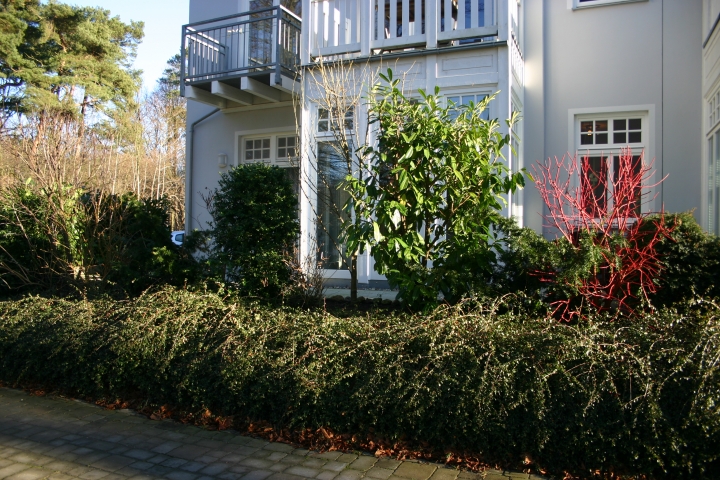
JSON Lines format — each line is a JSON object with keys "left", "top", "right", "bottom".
{"left": 0, "top": 288, "right": 718, "bottom": 478}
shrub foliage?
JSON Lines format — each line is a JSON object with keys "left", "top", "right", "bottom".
{"left": 344, "top": 70, "right": 527, "bottom": 307}
{"left": 0, "top": 181, "right": 191, "bottom": 294}
{"left": 198, "top": 163, "right": 299, "bottom": 298}
{"left": 0, "top": 288, "right": 718, "bottom": 478}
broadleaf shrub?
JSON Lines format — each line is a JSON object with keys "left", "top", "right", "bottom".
{"left": 197, "top": 163, "right": 299, "bottom": 299}
{"left": 0, "top": 181, "right": 193, "bottom": 295}
{"left": 0, "top": 287, "right": 718, "bottom": 478}
{"left": 344, "top": 70, "right": 527, "bottom": 307}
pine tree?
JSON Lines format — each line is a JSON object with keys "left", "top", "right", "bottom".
{"left": 0, "top": 0, "right": 144, "bottom": 125}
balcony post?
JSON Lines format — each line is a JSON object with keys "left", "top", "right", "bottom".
{"left": 301, "top": 0, "right": 310, "bottom": 63}
{"left": 497, "top": 0, "right": 509, "bottom": 42}
{"left": 180, "top": 26, "right": 187, "bottom": 96}
{"left": 360, "top": 0, "right": 372, "bottom": 56}
{"left": 426, "top": 0, "right": 438, "bottom": 49}
{"left": 274, "top": 5, "right": 282, "bottom": 85}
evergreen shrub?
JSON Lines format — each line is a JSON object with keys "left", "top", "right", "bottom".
{"left": 0, "top": 182, "right": 192, "bottom": 295}
{"left": 0, "top": 287, "right": 718, "bottom": 478}
{"left": 199, "top": 163, "right": 299, "bottom": 298}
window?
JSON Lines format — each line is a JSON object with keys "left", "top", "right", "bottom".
{"left": 277, "top": 136, "right": 298, "bottom": 159}
{"left": 447, "top": 93, "right": 491, "bottom": 121}
{"left": 575, "top": 113, "right": 647, "bottom": 217}
{"left": 579, "top": 117, "right": 642, "bottom": 147}
{"left": 708, "top": 127, "right": 720, "bottom": 235}
{"left": 317, "top": 107, "right": 354, "bottom": 132}
{"left": 316, "top": 142, "right": 350, "bottom": 270}
{"left": 239, "top": 133, "right": 298, "bottom": 167}
{"left": 581, "top": 153, "right": 642, "bottom": 217}
{"left": 572, "top": 0, "right": 647, "bottom": 9}
{"left": 244, "top": 138, "right": 271, "bottom": 162}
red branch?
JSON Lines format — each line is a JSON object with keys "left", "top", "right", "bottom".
{"left": 532, "top": 148, "right": 671, "bottom": 319}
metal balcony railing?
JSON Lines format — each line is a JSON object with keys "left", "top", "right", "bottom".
{"left": 180, "top": 5, "right": 301, "bottom": 94}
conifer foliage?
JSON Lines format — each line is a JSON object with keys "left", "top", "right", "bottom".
{"left": 0, "top": 0, "right": 143, "bottom": 124}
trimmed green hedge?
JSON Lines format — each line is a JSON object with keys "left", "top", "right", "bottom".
{"left": 0, "top": 288, "right": 718, "bottom": 478}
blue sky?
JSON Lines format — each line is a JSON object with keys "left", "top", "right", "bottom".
{"left": 67, "top": 0, "right": 190, "bottom": 92}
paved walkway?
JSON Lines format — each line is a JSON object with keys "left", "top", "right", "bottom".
{"left": 0, "top": 388, "right": 540, "bottom": 480}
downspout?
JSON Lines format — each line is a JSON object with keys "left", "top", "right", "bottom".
{"left": 185, "top": 107, "right": 221, "bottom": 233}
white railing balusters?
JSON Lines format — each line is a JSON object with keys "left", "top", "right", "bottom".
{"left": 306, "top": 0, "right": 505, "bottom": 57}
{"left": 327, "top": 1, "right": 336, "bottom": 48}
{"left": 470, "top": 0, "right": 479, "bottom": 28}
{"left": 414, "top": 0, "right": 423, "bottom": 37}
{"left": 389, "top": 0, "right": 397, "bottom": 39}
{"left": 443, "top": 0, "right": 452, "bottom": 32}
{"left": 402, "top": 0, "right": 409, "bottom": 38}
{"left": 457, "top": 0, "right": 465, "bottom": 30}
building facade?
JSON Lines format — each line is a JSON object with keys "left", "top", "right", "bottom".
{"left": 183, "top": 0, "right": 707, "bottom": 287}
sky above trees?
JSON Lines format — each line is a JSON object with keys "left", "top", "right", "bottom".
{"left": 68, "top": 0, "right": 189, "bottom": 92}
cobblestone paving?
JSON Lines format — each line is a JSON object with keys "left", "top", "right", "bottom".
{"left": 0, "top": 388, "right": 544, "bottom": 480}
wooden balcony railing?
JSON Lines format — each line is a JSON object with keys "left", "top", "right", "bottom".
{"left": 307, "top": 0, "right": 505, "bottom": 59}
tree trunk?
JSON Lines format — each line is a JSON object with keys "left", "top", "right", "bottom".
{"left": 350, "top": 253, "right": 358, "bottom": 301}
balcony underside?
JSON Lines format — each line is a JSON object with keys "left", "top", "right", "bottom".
{"left": 185, "top": 72, "right": 298, "bottom": 109}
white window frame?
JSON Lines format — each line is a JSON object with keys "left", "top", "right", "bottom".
{"left": 312, "top": 103, "right": 358, "bottom": 277}
{"left": 235, "top": 128, "right": 299, "bottom": 168}
{"left": 445, "top": 90, "right": 494, "bottom": 121}
{"left": 569, "top": 0, "right": 648, "bottom": 10}
{"left": 705, "top": 83, "right": 720, "bottom": 235}
{"left": 569, "top": 106, "right": 654, "bottom": 217}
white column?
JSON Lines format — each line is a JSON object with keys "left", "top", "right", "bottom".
{"left": 426, "top": 0, "right": 438, "bottom": 48}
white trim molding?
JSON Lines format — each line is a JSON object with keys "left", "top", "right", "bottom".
{"left": 568, "top": 0, "right": 648, "bottom": 10}
{"left": 567, "top": 104, "right": 657, "bottom": 214}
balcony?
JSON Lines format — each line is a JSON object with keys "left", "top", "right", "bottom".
{"left": 181, "top": 5, "right": 301, "bottom": 108}
{"left": 305, "top": 0, "right": 505, "bottom": 59}
{"left": 180, "top": 1, "right": 522, "bottom": 108}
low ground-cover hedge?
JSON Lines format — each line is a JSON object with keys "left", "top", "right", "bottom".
{"left": 0, "top": 288, "right": 718, "bottom": 478}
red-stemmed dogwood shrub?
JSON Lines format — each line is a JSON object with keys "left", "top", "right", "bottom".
{"left": 532, "top": 147, "right": 671, "bottom": 319}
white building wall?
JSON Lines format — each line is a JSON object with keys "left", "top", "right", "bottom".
{"left": 703, "top": 0, "right": 720, "bottom": 234}
{"left": 523, "top": 0, "right": 702, "bottom": 235}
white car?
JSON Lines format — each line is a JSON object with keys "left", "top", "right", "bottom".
{"left": 170, "top": 230, "right": 185, "bottom": 247}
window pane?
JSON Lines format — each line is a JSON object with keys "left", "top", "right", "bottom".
{"left": 254, "top": 139, "right": 262, "bottom": 149}
{"left": 595, "top": 133, "right": 608, "bottom": 144}
{"left": 316, "top": 142, "right": 350, "bottom": 270}
{"left": 263, "top": 139, "right": 270, "bottom": 148}
{"left": 581, "top": 121, "right": 594, "bottom": 144}
{"left": 628, "top": 118, "right": 641, "bottom": 130}
{"left": 262, "top": 149, "right": 270, "bottom": 159}
{"left": 709, "top": 137, "right": 715, "bottom": 233}
{"left": 246, "top": 140, "right": 253, "bottom": 150}
{"left": 595, "top": 120, "right": 608, "bottom": 132}
{"left": 582, "top": 156, "right": 607, "bottom": 216}
{"left": 614, "top": 154, "right": 642, "bottom": 217}
{"left": 319, "top": 108, "right": 328, "bottom": 119}
{"left": 448, "top": 96, "right": 459, "bottom": 105}
{"left": 628, "top": 131, "right": 642, "bottom": 143}
{"left": 613, "top": 119, "right": 626, "bottom": 131}
{"left": 287, "top": 137, "right": 296, "bottom": 147}
{"left": 461, "top": 95, "right": 475, "bottom": 105}
{"left": 246, "top": 151, "right": 254, "bottom": 160}
{"left": 278, "top": 137, "right": 286, "bottom": 147}
{"left": 716, "top": 131, "right": 720, "bottom": 235}
{"left": 318, "top": 120, "right": 328, "bottom": 132}
{"left": 614, "top": 132, "right": 627, "bottom": 144}
{"left": 278, "top": 148, "right": 286, "bottom": 158}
